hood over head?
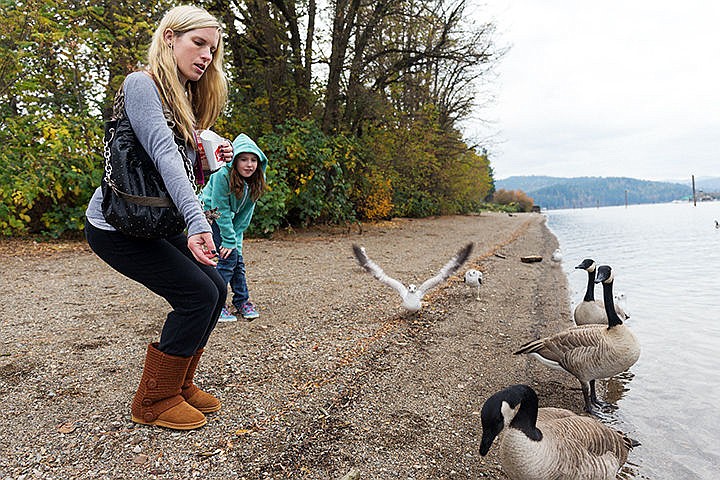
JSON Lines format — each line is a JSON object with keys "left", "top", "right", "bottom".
{"left": 230, "top": 133, "right": 268, "bottom": 176}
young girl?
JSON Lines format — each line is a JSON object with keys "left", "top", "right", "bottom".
{"left": 85, "top": 6, "right": 232, "bottom": 430}
{"left": 201, "top": 133, "right": 268, "bottom": 321}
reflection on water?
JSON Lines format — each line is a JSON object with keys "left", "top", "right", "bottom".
{"left": 604, "top": 371, "right": 633, "bottom": 406}
{"left": 547, "top": 202, "right": 720, "bottom": 480}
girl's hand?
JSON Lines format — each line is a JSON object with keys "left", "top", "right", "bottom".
{"left": 219, "top": 246, "right": 234, "bottom": 259}
{"left": 187, "top": 232, "right": 218, "bottom": 266}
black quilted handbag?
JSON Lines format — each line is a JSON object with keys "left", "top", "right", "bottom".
{"left": 101, "top": 82, "right": 195, "bottom": 238}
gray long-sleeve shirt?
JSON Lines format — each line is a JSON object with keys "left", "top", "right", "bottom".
{"left": 85, "top": 71, "right": 210, "bottom": 237}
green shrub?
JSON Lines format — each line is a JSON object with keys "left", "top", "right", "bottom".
{"left": 0, "top": 115, "right": 103, "bottom": 237}
{"left": 254, "top": 119, "right": 359, "bottom": 230}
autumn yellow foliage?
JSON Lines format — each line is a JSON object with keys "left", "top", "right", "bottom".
{"left": 492, "top": 189, "right": 535, "bottom": 212}
{"left": 357, "top": 174, "right": 394, "bottom": 221}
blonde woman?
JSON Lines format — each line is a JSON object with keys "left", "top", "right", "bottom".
{"left": 85, "top": 5, "right": 232, "bottom": 430}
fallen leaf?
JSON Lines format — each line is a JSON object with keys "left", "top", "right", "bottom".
{"left": 198, "top": 449, "right": 223, "bottom": 457}
{"left": 57, "top": 421, "right": 77, "bottom": 434}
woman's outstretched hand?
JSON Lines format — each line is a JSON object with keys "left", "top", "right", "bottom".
{"left": 187, "top": 232, "right": 218, "bottom": 266}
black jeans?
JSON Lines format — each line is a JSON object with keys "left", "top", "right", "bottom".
{"left": 85, "top": 220, "right": 226, "bottom": 357}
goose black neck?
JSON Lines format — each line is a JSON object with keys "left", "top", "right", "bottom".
{"left": 583, "top": 269, "right": 596, "bottom": 302}
{"left": 601, "top": 279, "right": 623, "bottom": 327}
{"left": 510, "top": 388, "right": 543, "bottom": 441}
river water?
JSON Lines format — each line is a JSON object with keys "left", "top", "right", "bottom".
{"left": 546, "top": 201, "right": 720, "bottom": 479}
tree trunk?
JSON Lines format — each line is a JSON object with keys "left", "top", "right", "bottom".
{"left": 322, "top": 0, "right": 361, "bottom": 134}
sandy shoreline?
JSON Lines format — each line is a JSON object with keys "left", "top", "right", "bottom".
{"left": 0, "top": 213, "right": 585, "bottom": 479}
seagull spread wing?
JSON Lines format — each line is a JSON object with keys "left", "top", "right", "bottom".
{"left": 352, "top": 244, "right": 408, "bottom": 297}
{"left": 417, "top": 242, "right": 474, "bottom": 296}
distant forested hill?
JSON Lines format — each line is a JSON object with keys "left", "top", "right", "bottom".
{"left": 496, "top": 176, "right": 692, "bottom": 210}
{"left": 685, "top": 176, "right": 720, "bottom": 192}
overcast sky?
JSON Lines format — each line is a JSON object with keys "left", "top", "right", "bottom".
{"left": 466, "top": 0, "right": 720, "bottom": 182}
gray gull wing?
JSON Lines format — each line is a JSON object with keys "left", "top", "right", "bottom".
{"left": 417, "top": 242, "right": 474, "bottom": 296}
{"left": 352, "top": 244, "right": 408, "bottom": 297}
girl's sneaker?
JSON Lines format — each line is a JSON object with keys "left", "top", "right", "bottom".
{"left": 219, "top": 306, "right": 237, "bottom": 322}
{"left": 240, "top": 302, "right": 259, "bottom": 320}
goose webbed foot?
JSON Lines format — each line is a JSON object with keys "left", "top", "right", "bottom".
{"left": 583, "top": 401, "right": 604, "bottom": 417}
{"left": 583, "top": 396, "right": 613, "bottom": 418}
{"left": 585, "top": 405, "right": 614, "bottom": 420}
{"left": 581, "top": 382, "right": 613, "bottom": 417}
{"left": 590, "top": 399, "right": 618, "bottom": 417}
{"left": 591, "top": 397, "right": 618, "bottom": 411}
{"left": 582, "top": 385, "right": 600, "bottom": 416}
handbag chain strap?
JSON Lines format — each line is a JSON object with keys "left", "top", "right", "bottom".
{"left": 103, "top": 82, "right": 199, "bottom": 202}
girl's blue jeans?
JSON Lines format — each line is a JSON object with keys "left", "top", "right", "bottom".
{"left": 211, "top": 221, "right": 249, "bottom": 310}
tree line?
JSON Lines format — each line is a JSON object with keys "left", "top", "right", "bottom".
{"left": 0, "top": 0, "right": 511, "bottom": 237}
{"left": 497, "top": 176, "right": 692, "bottom": 210}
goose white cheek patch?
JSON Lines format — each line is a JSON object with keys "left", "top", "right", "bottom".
{"left": 501, "top": 400, "right": 520, "bottom": 427}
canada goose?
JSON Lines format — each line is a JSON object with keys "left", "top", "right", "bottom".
{"left": 479, "top": 384, "right": 635, "bottom": 480}
{"left": 464, "top": 268, "right": 483, "bottom": 300}
{"left": 574, "top": 259, "right": 629, "bottom": 325}
{"left": 515, "top": 265, "right": 640, "bottom": 414}
{"left": 351, "top": 243, "right": 473, "bottom": 312}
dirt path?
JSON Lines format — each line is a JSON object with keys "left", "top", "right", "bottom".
{"left": 0, "top": 213, "right": 581, "bottom": 479}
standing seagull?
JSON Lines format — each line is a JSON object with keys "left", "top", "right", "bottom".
{"left": 464, "top": 269, "right": 483, "bottom": 300}
{"left": 352, "top": 243, "right": 473, "bottom": 312}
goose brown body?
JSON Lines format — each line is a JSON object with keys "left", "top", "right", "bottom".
{"left": 575, "top": 298, "right": 629, "bottom": 326}
{"left": 516, "top": 322, "right": 640, "bottom": 385}
{"left": 480, "top": 385, "right": 634, "bottom": 480}
{"left": 500, "top": 414, "right": 631, "bottom": 479}
{"left": 574, "top": 300, "right": 609, "bottom": 325}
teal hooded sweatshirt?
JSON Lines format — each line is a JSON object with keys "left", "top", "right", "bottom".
{"left": 200, "top": 133, "right": 268, "bottom": 254}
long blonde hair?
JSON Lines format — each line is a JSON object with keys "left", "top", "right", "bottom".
{"left": 147, "top": 5, "right": 228, "bottom": 147}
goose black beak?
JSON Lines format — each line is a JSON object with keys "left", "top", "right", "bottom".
{"left": 479, "top": 432, "right": 496, "bottom": 456}
{"left": 575, "top": 258, "right": 594, "bottom": 270}
{"left": 594, "top": 265, "right": 612, "bottom": 283}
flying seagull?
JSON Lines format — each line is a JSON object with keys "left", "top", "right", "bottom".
{"left": 352, "top": 242, "right": 474, "bottom": 312}
{"left": 464, "top": 269, "right": 483, "bottom": 300}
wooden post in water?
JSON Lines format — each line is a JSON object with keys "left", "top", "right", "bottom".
{"left": 692, "top": 175, "right": 697, "bottom": 206}
{"left": 625, "top": 189, "right": 628, "bottom": 208}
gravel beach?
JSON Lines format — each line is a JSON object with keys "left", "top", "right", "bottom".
{"left": 0, "top": 212, "right": 585, "bottom": 479}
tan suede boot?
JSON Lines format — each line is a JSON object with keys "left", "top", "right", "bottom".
{"left": 131, "top": 343, "right": 207, "bottom": 430}
{"left": 181, "top": 348, "right": 221, "bottom": 413}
